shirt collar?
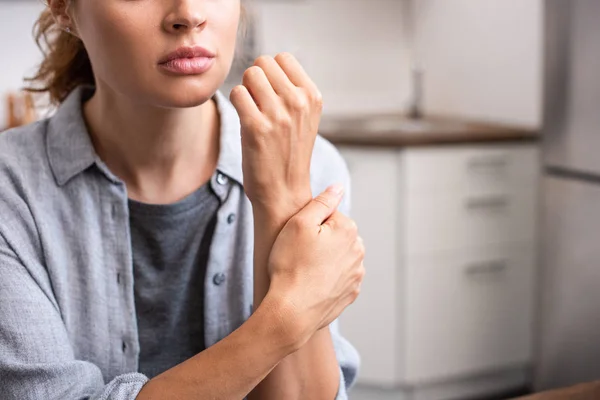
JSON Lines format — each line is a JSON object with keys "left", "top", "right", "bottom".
{"left": 46, "top": 86, "right": 98, "bottom": 186}
{"left": 46, "top": 86, "right": 244, "bottom": 187}
{"left": 213, "top": 90, "right": 244, "bottom": 185}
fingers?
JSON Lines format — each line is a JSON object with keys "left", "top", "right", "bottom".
{"left": 241, "top": 66, "right": 279, "bottom": 114}
{"left": 323, "top": 209, "right": 358, "bottom": 236}
{"left": 274, "top": 52, "right": 318, "bottom": 91}
{"left": 230, "top": 85, "right": 262, "bottom": 123}
{"left": 355, "top": 236, "right": 366, "bottom": 260}
{"left": 254, "top": 55, "right": 297, "bottom": 98}
{"left": 296, "top": 184, "right": 345, "bottom": 227}
{"left": 344, "top": 261, "right": 366, "bottom": 307}
{"left": 237, "top": 53, "right": 322, "bottom": 124}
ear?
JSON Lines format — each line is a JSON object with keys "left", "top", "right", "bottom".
{"left": 47, "top": 0, "right": 72, "bottom": 29}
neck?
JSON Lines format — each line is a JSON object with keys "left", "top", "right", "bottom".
{"left": 83, "top": 84, "right": 220, "bottom": 204}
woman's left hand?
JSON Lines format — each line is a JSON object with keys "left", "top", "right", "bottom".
{"left": 229, "top": 53, "right": 323, "bottom": 215}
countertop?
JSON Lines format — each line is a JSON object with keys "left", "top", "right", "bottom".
{"left": 516, "top": 381, "right": 600, "bottom": 400}
{"left": 318, "top": 114, "right": 539, "bottom": 147}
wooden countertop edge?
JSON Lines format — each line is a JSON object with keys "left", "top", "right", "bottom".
{"left": 318, "top": 114, "right": 540, "bottom": 147}
{"left": 514, "top": 382, "right": 600, "bottom": 400}
{"left": 320, "top": 130, "right": 540, "bottom": 147}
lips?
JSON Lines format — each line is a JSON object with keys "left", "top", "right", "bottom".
{"left": 158, "top": 46, "right": 216, "bottom": 75}
{"left": 158, "top": 46, "right": 216, "bottom": 65}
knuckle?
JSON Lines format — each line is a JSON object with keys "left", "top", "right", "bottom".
{"left": 246, "top": 118, "right": 271, "bottom": 135}
{"left": 337, "top": 217, "right": 352, "bottom": 236}
{"left": 313, "top": 91, "right": 324, "bottom": 110}
{"left": 357, "top": 265, "right": 366, "bottom": 281}
{"left": 273, "top": 111, "right": 292, "bottom": 127}
{"left": 289, "top": 95, "right": 308, "bottom": 111}
{"left": 305, "top": 88, "right": 324, "bottom": 107}
{"left": 346, "top": 219, "right": 358, "bottom": 236}
{"left": 356, "top": 238, "right": 366, "bottom": 258}
{"left": 354, "top": 243, "right": 365, "bottom": 260}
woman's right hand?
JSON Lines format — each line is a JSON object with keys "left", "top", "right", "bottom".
{"left": 265, "top": 184, "right": 366, "bottom": 348}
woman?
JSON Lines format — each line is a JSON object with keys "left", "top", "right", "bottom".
{"left": 0, "top": 1, "right": 364, "bottom": 399}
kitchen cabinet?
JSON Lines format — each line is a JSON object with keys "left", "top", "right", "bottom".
{"left": 338, "top": 148, "right": 403, "bottom": 384}
{"left": 338, "top": 143, "right": 540, "bottom": 400}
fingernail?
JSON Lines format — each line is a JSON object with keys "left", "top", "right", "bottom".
{"left": 327, "top": 184, "right": 344, "bottom": 197}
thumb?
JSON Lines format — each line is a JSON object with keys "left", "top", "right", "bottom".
{"left": 296, "top": 184, "right": 345, "bottom": 226}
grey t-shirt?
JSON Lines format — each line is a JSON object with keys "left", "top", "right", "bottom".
{"left": 128, "top": 182, "right": 222, "bottom": 379}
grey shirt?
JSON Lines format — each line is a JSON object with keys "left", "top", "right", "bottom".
{"left": 0, "top": 86, "right": 359, "bottom": 400}
{"left": 129, "top": 182, "right": 221, "bottom": 379}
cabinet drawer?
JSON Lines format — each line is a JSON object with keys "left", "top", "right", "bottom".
{"left": 404, "top": 145, "right": 540, "bottom": 194}
{"left": 406, "top": 187, "right": 538, "bottom": 254}
{"left": 403, "top": 245, "right": 535, "bottom": 384}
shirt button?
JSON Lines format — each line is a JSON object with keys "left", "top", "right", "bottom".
{"left": 122, "top": 340, "right": 127, "bottom": 352}
{"left": 216, "top": 173, "right": 228, "bottom": 186}
{"left": 227, "top": 213, "right": 236, "bottom": 224}
{"left": 213, "top": 273, "right": 226, "bottom": 286}
{"left": 111, "top": 204, "right": 118, "bottom": 219}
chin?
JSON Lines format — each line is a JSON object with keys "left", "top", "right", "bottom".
{"left": 150, "top": 73, "right": 227, "bottom": 109}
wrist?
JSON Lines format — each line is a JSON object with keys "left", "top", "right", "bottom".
{"left": 258, "top": 290, "right": 309, "bottom": 354}
{"left": 251, "top": 190, "right": 313, "bottom": 221}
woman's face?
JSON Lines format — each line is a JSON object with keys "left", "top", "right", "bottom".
{"left": 70, "top": 0, "right": 241, "bottom": 108}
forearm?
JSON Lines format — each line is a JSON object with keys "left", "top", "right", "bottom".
{"left": 136, "top": 298, "right": 293, "bottom": 400}
{"left": 249, "top": 202, "right": 340, "bottom": 400}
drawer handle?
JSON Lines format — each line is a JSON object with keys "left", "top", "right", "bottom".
{"left": 465, "top": 195, "right": 509, "bottom": 210}
{"left": 465, "top": 260, "right": 508, "bottom": 275}
{"left": 467, "top": 155, "right": 509, "bottom": 170}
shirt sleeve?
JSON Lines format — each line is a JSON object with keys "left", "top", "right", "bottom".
{"left": 330, "top": 148, "right": 361, "bottom": 400}
{"left": 0, "top": 233, "right": 149, "bottom": 400}
{"left": 330, "top": 319, "right": 360, "bottom": 400}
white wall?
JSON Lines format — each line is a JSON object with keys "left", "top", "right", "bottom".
{"left": 254, "top": 0, "right": 543, "bottom": 126}
{"left": 414, "top": 0, "right": 544, "bottom": 127}
{"left": 0, "top": 2, "right": 46, "bottom": 128}
{"left": 252, "top": 0, "right": 409, "bottom": 116}
{"left": 0, "top": 0, "right": 543, "bottom": 128}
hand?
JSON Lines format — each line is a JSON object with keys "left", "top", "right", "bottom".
{"left": 229, "top": 53, "right": 323, "bottom": 214}
{"left": 265, "top": 185, "right": 366, "bottom": 348}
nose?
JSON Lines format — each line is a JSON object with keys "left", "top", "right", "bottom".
{"left": 163, "top": 1, "right": 207, "bottom": 33}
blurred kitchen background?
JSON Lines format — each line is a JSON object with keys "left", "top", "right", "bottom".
{"left": 3, "top": 0, "right": 600, "bottom": 399}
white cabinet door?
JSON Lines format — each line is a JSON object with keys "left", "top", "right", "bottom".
{"left": 403, "top": 244, "right": 536, "bottom": 384}
{"left": 337, "top": 147, "right": 402, "bottom": 386}
{"left": 404, "top": 145, "right": 540, "bottom": 195}
{"left": 405, "top": 187, "right": 538, "bottom": 254}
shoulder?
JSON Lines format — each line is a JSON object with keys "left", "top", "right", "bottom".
{"left": 310, "top": 135, "right": 351, "bottom": 213}
{"left": 0, "top": 120, "right": 50, "bottom": 177}
{"left": 0, "top": 120, "right": 51, "bottom": 208}
{"left": 0, "top": 121, "right": 51, "bottom": 240}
